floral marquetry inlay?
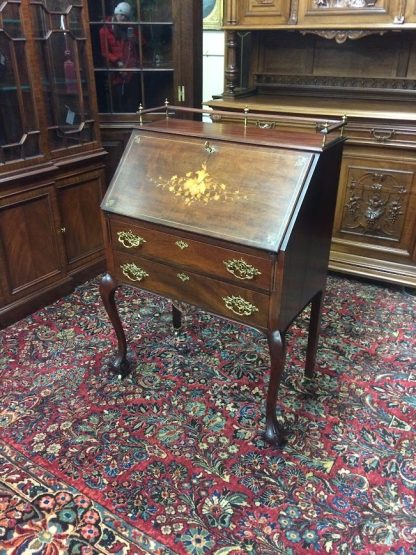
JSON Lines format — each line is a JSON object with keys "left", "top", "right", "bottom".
{"left": 153, "top": 162, "right": 248, "bottom": 206}
{"left": 340, "top": 168, "right": 411, "bottom": 241}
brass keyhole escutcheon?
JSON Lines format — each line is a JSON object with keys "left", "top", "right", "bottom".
{"left": 175, "top": 240, "right": 188, "bottom": 250}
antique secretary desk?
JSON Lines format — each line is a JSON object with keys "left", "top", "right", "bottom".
{"left": 99, "top": 106, "right": 345, "bottom": 446}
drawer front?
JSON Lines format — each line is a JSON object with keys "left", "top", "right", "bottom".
{"left": 109, "top": 219, "right": 273, "bottom": 291}
{"left": 346, "top": 124, "right": 416, "bottom": 147}
{"left": 114, "top": 252, "right": 270, "bottom": 329}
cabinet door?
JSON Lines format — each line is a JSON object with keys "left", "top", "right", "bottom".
{"left": 297, "top": 0, "right": 404, "bottom": 26}
{"left": 30, "top": 0, "right": 99, "bottom": 152}
{"left": 226, "top": 0, "right": 291, "bottom": 26}
{"left": 0, "top": 1, "right": 40, "bottom": 164}
{"left": 331, "top": 148, "right": 416, "bottom": 283}
{"left": 88, "top": 0, "right": 202, "bottom": 114}
{"left": 56, "top": 169, "right": 105, "bottom": 272}
{"left": 0, "top": 185, "right": 66, "bottom": 306}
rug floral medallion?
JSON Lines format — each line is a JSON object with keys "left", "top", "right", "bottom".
{"left": 0, "top": 274, "right": 415, "bottom": 555}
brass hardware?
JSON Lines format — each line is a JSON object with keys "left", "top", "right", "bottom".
{"left": 121, "top": 263, "right": 149, "bottom": 282}
{"left": 177, "top": 85, "right": 185, "bottom": 103}
{"left": 175, "top": 240, "right": 189, "bottom": 250}
{"left": 59, "top": 227, "right": 66, "bottom": 233}
{"left": 370, "top": 128, "right": 395, "bottom": 142}
{"left": 256, "top": 121, "right": 276, "bottom": 129}
{"left": 244, "top": 106, "right": 249, "bottom": 128}
{"left": 222, "top": 295, "right": 259, "bottom": 317}
{"left": 177, "top": 273, "right": 190, "bottom": 282}
{"left": 117, "top": 230, "right": 146, "bottom": 248}
{"left": 204, "top": 141, "right": 216, "bottom": 154}
{"left": 223, "top": 258, "right": 261, "bottom": 280}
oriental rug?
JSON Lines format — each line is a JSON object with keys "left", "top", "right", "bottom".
{"left": 0, "top": 273, "right": 415, "bottom": 555}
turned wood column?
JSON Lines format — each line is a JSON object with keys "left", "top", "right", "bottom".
{"left": 223, "top": 31, "right": 240, "bottom": 97}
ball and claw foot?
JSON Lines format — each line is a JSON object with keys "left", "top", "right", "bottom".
{"left": 109, "top": 355, "right": 133, "bottom": 380}
{"left": 262, "top": 419, "right": 287, "bottom": 448}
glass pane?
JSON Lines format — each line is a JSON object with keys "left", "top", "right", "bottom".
{"left": 95, "top": 70, "right": 142, "bottom": 113}
{"left": 89, "top": 0, "right": 174, "bottom": 114}
{"left": 30, "top": 1, "right": 95, "bottom": 151}
{"left": 43, "top": 0, "right": 71, "bottom": 12}
{"left": 141, "top": 0, "right": 172, "bottom": 21}
{"left": 0, "top": 3, "right": 40, "bottom": 164}
{"left": 2, "top": 2, "right": 23, "bottom": 38}
{"left": 143, "top": 72, "right": 173, "bottom": 106}
{"left": 142, "top": 24, "right": 172, "bottom": 67}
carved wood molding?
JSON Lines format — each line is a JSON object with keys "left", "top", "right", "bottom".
{"left": 255, "top": 74, "right": 416, "bottom": 91}
{"left": 300, "top": 30, "right": 386, "bottom": 43}
{"left": 289, "top": 0, "right": 299, "bottom": 23}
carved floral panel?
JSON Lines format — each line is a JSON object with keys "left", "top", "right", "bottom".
{"left": 340, "top": 165, "right": 413, "bottom": 242}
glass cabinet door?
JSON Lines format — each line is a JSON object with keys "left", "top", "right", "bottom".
{"left": 88, "top": 0, "right": 174, "bottom": 113}
{"left": 30, "top": 0, "right": 96, "bottom": 151}
{"left": 0, "top": 1, "right": 40, "bottom": 164}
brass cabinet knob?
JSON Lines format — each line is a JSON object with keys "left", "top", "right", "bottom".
{"left": 120, "top": 262, "right": 149, "bottom": 282}
{"left": 117, "top": 230, "right": 146, "bottom": 248}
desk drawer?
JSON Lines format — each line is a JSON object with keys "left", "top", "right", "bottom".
{"left": 109, "top": 219, "right": 273, "bottom": 291}
{"left": 113, "top": 252, "right": 270, "bottom": 329}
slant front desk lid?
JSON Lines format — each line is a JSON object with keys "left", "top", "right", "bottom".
{"left": 102, "top": 119, "right": 337, "bottom": 252}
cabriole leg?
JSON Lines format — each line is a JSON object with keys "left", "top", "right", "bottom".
{"left": 99, "top": 273, "right": 131, "bottom": 378}
{"left": 264, "top": 329, "right": 287, "bottom": 448}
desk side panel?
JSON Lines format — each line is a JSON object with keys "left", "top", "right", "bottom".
{"left": 276, "top": 142, "right": 344, "bottom": 331}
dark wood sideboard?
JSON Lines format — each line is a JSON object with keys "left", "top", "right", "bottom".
{"left": 206, "top": 1, "right": 416, "bottom": 288}
{"left": 99, "top": 108, "right": 345, "bottom": 446}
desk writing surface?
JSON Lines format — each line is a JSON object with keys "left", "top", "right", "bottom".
{"left": 102, "top": 127, "right": 316, "bottom": 253}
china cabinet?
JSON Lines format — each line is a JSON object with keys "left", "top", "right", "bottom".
{"left": 87, "top": 0, "right": 202, "bottom": 186}
{"left": 0, "top": 0, "right": 106, "bottom": 327}
{"left": 206, "top": 0, "right": 416, "bottom": 287}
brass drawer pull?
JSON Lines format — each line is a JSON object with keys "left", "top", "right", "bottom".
{"left": 117, "top": 230, "right": 146, "bottom": 248}
{"left": 177, "top": 273, "right": 190, "bottom": 282}
{"left": 121, "top": 263, "right": 149, "bottom": 282}
{"left": 175, "top": 240, "right": 189, "bottom": 250}
{"left": 370, "top": 128, "right": 395, "bottom": 142}
{"left": 256, "top": 121, "right": 276, "bottom": 129}
{"left": 223, "top": 258, "right": 261, "bottom": 280}
{"left": 222, "top": 295, "right": 259, "bottom": 317}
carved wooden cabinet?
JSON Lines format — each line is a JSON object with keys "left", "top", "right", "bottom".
{"left": 0, "top": 1, "right": 106, "bottom": 327}
{"left": 206, "top": 2, "right": 416, "bottom": 287}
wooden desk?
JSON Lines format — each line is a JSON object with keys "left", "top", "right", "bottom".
{"left": 99, "top": 110, "right": 345, "bottom": 447}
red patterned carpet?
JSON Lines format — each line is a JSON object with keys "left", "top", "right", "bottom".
{"left": 1, "top": 273, "right": 415, "bottom": 554}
